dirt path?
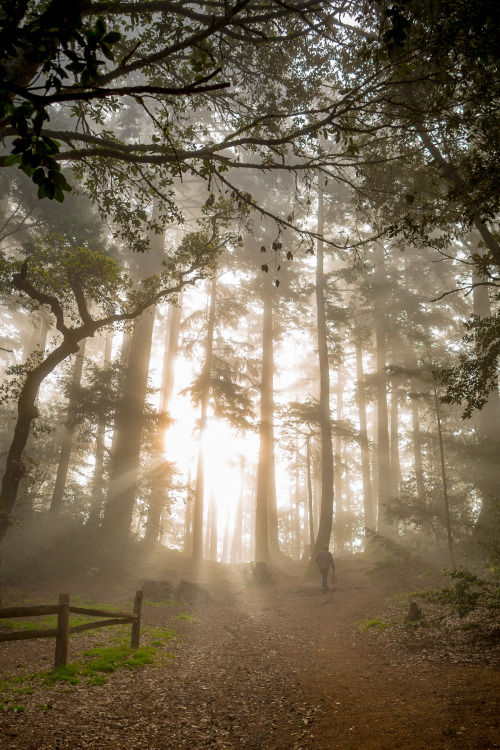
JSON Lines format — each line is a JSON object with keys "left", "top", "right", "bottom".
{"left": 1, "top": 559, "right": 499, "bottom": 749}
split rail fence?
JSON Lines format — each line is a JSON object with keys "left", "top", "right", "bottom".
{"left": 0, "top": 590, "right": 143, "bottom": 667}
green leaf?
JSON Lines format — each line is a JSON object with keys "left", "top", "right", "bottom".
{"left": 53, "top": 185, "right": 64, "bottom": 202}
{"left": 4, "top": 154, "right": 20, "bottom": 166}
{"left": 33, "top": 167, "right": 45, "bottom": 185}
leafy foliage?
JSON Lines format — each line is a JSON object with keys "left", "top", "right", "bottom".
{"left": 440, "top": 314, "right": 500, "bottom": 419}
{"left": 421, "top": 567, "right": 500, "bottom": 619}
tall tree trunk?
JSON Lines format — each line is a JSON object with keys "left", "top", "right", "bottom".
{"left": 101, "top": 216, "right": 163, "bottom": 551}
{"left": 434, "top": 384, "right": 455, "bottom": 566}
{"left": 373, "top": 246, "right": 392, "bottom": 534}
{"left": 333, "top": 370, "right": 344, "bottom": 552}
{"left": 267, "top": 431, "right": 280, "bottom": 561}
{"left": 49, "top": 339, "right": 87, "bottom": 514}
{"left": 230, "top": 457, "right": 245, "bottom": 564}
{"left": 144, "top": 292, "right": 184, "bottom": 544}
{"left": 101, "top": 307, "right": 156, "bottom": 548}
{"left": 221, "top": 506, "right": 230, "bottom": 563}
{"left": 355, "top": 342, "right": 375, "bottom": 529}
{"left": 192, "top": 274, "right": 217, "bottom": 562}
{"left": 411, "top": 395, "right": 426, "bottom": 504}
{"left": 160, "top": 291, "right": 183, "bottom": 413}
{"left": 293, "top": 449, "right": 301, "bottom": 560}
{"left": 255, "top": 281, "right": 275, "bottom": 563}
{"left": 311, "top": 187, "right": 334, "bottom": 562}
{"left": 306, "top": 435, "right": 315, "bottom": 553}
{"left": 471, "top": 253, "right": 500, "bottom": 528}
{"left": 184, "top": 494, "right": 192, "bottom": 555}
{"left": 209, "top": 494, "right": 218, "bottom": 561}
{"left": 87, "top": 330, "right": 113, "bottom": 530}
{"left": 389, "top": 383, "right": 401, "bottom": 499}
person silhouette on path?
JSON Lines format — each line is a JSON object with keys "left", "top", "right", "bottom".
{"left": 315, "top": 544, "right": 336, "bottom": 594}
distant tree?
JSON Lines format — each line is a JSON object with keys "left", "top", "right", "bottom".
{"left": 0, "top": 231, "right": 220, "bottom": 544}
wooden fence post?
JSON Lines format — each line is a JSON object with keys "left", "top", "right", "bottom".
{"left": 130, "top": 590, "right": 142, "bottom": 649}
{"left": 54, "top": 594, "right": 70, "bottom": 668}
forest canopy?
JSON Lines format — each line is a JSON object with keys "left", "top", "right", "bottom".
{"left": 0, "top": 0, "right": 499, "bottom": 574}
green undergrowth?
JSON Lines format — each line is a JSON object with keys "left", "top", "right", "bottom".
{"left": 173, "top": 612, "right": 199, "bottom": 622}
{"left": 357, "top": 618, "right": 389, "bottom": 632}
{"left": 144, "top": 598, "right": 183, "bottom": 608}
{"left": 0, "top": 623, "right": 177, "bottom": 711}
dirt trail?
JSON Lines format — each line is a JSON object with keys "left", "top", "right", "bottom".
{"left": 1, "top": 558, "right": 499, "bottom": 749}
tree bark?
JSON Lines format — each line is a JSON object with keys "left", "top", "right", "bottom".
{"left": 87, "top": 330, "right": 113, "bottom": 530}
{"left": 355, "top": 342, "right": 375, "bottom": 529}
{"left": 192, "top": 274, "right": 217, "bottom": 562}
{"left": 230, "top": 456, "right": 245, "bottom": 564}
{"left": 333, "top": 370, "right": 344, "bottom": 552}
{"left": 0, "top": 338, "right": 80, "bottom": 543}
{"left": 373, "top": 245, "right": 392, "bottom": 534}
{"left": 101, "top": 307, "right": 156, "bottom": 548}
{"left": 311, "top": 187, "right": 334, "bottom": 561}
{"left": 49, "top": 339, "right": 87, "bottom": 515}
{"left": 255, "top": 281, "right": 275, "bottom": 563}
{"left": 389, "top": 383, "right": 401, "bottom": 500}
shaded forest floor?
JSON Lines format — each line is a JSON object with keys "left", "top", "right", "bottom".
{"left": 0, "top": 549, "right": 499, "bottom": 749}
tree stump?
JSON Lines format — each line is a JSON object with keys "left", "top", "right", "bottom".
{"left": 142, "top": 580, "right": 174, "bottom": 602}
{"left": 251, "top": 561, "right": 276, "bottom": 585}
{"left": 176, "top": 581, "right": 213, "bottom": 605}
{"left": 405, "top": 601, "right": 423, "bottom": 623}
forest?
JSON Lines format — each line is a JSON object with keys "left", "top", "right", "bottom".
{"left": 0, "top": 1, "right": 499, "bottom": 748}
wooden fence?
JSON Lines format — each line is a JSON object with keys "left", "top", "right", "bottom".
{"left": 0, "top": 591, "right": 143, "bottom": 667}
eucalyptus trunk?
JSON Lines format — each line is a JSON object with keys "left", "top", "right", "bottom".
{"left": 333, "top": 370, "right": 344, "bottom": 552}
{"left": 355, "top": 343, "right": 375, "bottom": 529}
{"left": 192, "top": 274, "right": 217, "bottom": 562}
{"left": 0, "top": 337, "right": 80, "bottom": 544}
{"left": 87, "top": 330, "right": 113, "bottom": 530}
{"left": 49, "top": 338, "right": 87, "bottom": 514}
{"left": 373, "top": 246, "right": 391, "bottom": 534}
{"left": 311, "top": 187, "right": 334, "bottom": 562}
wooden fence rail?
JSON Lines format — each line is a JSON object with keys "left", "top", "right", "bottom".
{"left": 0, "top": 591, "right": 143, "bottom": 667}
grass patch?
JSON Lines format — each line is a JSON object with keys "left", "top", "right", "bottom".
{"left": 144, "top": 598, "right": 183, "bottom": 608}
{"left": 0, "top": 624, "right": 177, "bottom": 708}
{"left": 173, "top": 612, "right": 198, "bottom": 623}
{"left": 357, "top": 618, "right": 389, "bottom": 632}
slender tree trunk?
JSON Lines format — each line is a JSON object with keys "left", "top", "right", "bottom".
{"left": 310, "top": 187, "right": 334, "bottom": 564}
{"left": 306, "top": 436, "right": 315, "bottom": 552}
{"left": 101, "top": 307, "right": 156, "bottom": 547}
{"left": 49, "top": 339, "right": 87, "bottom": 514}
{"left": 87, "top": 330, "right": 113, "bottom": 530}
{"left": 434, "top": 384, "right": 455, "bottom": 566}
{"left": 255, "top": 282, "right": 275, "bottom": 563}
{"left": 209, "top": 494, "right": 218, "bottom": 561}
{"left": 471, "top": 255, "right": 500, "bottom": 528}
{"left": 355, "top": 343, "right": 375, "bottom": 529}
{"left": 160, "top": 291, "right": 183, "bottom": 413}
{"left": 389, "top": 383, "right": 401, "bottom": 499}
{"left": 230, "top": 457, "right": 245, "bottom": 564}
{"left": 221, "top": 507, "right": 230, "bottom": 563}
{"left": 334, "top": 370, "right": 344, "bottom": 552}
{"left": 373, "top": 246, "right": 392, "bottom": 534}
{"left": 294, "top": 454, "right": 301, "bottom": 560}
{"left": 192, "top": 274, "right": 217, "bottom": 562}
{"left": 144, "top": 291, "right": 184, "bottom": 544}
{"left": 184, "top": 495, "right": 192, "bottom": 555}
{"left": 411, "top": 395, "right": 426, "bottom": 504}
{"left": 268, "top": 428, "right": 280, "bottom": 561}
